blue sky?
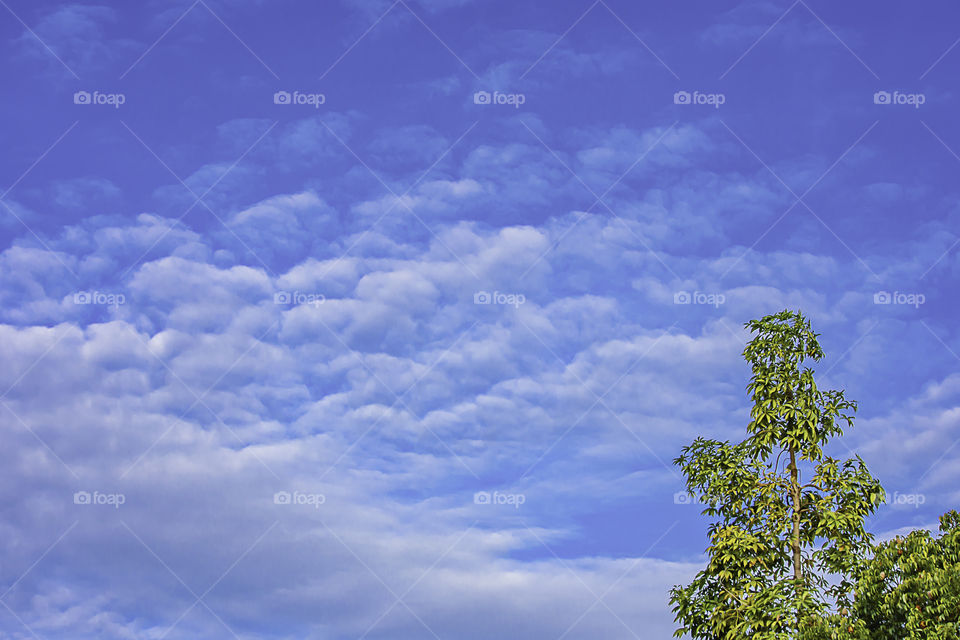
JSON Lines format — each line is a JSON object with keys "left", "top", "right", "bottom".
{"left": 1, "top": 0, "right": 959, "bottom": 637}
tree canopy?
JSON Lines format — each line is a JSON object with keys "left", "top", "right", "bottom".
{"left": 670, "top": 310, "right": 885, "bottom": 639}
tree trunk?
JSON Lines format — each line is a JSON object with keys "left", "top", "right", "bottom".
{"left": 789, "top": 444, "right": 802, "bottom": 632}
{"left": 790, "top": 445, "right": 802, "bottom": 581}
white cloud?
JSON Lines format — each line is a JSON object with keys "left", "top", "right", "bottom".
{"left": 0, "top": 116, "right": 954, "bottom": 638}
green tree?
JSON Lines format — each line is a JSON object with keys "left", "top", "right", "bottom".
{"left": 669, "top": 310, "right": 885, "bottom": 639}
{"left": 849, "top": 509, "right": 960, "bottom": 639}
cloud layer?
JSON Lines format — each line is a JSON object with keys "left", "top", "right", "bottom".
{"left": 2, "top": 0, "right": 960, "bottom": 637}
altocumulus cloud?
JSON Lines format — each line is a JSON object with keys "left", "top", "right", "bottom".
{"left": 2, "top": 1, "right": 960, "bottom": 638}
